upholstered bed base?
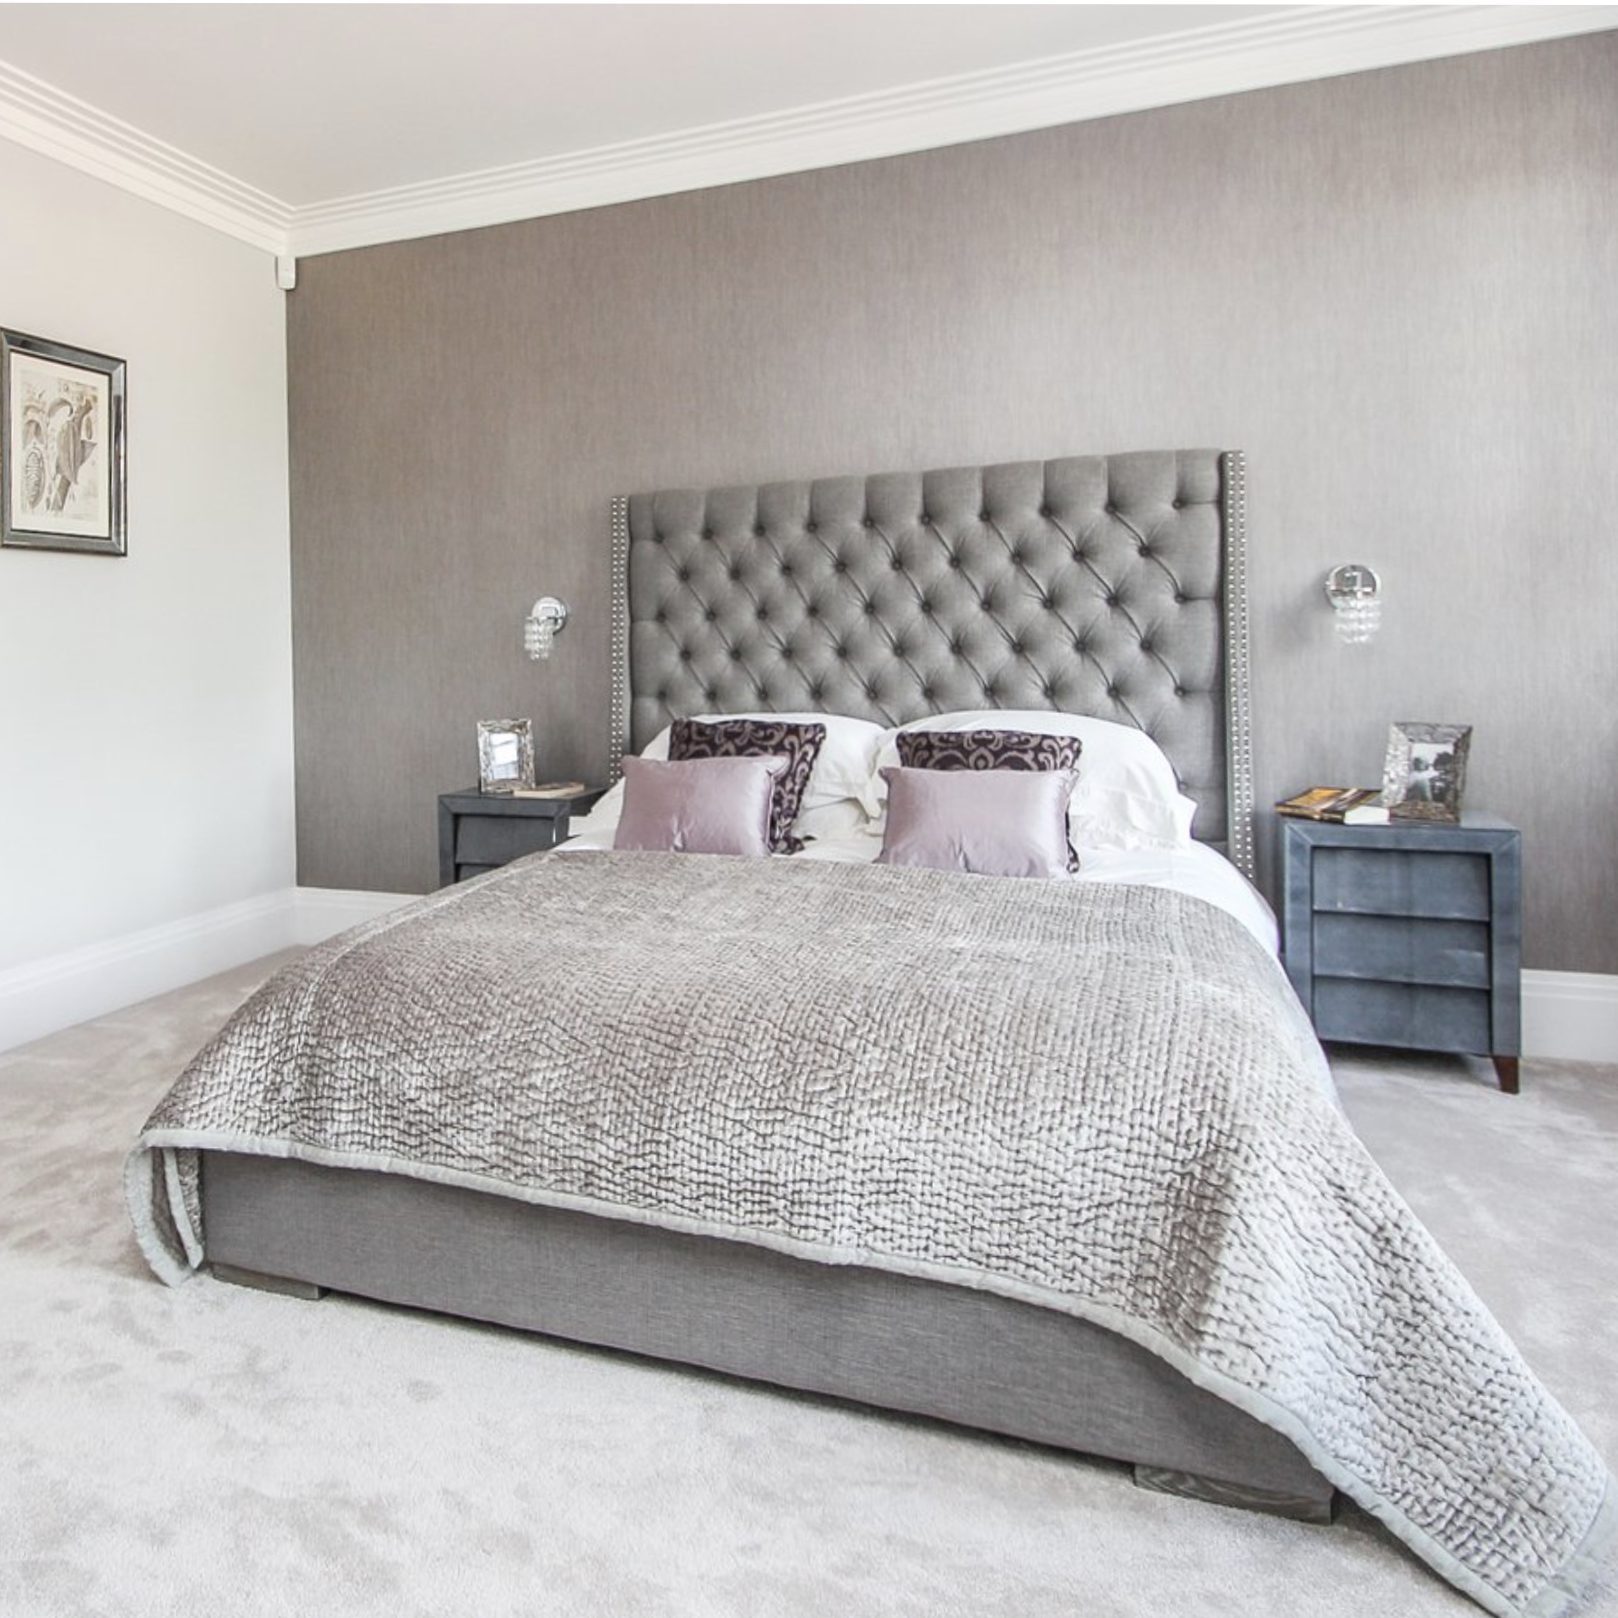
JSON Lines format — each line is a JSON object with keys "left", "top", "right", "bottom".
{"left": 201, "top": 1151, "right": 1334, "bottom": 1521}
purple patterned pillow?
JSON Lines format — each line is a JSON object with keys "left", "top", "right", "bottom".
{"left": 669, "top": 718, "right": 827, "bottom": 854}
{"left": 895, "top": 728, "right": 1082, "bottom": 869}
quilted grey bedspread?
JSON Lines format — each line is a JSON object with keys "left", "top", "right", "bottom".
{"left": 127, "top": 850, "right": 1612, "bottom": 1616}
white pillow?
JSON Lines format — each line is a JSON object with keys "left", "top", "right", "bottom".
{"left": 858, "top": 710, "right": 1197, "bottom": 854}
{"left": 571, "top": 711, "right": 885, "bottom": 839}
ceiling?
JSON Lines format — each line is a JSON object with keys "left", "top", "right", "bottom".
{"left": 0, "top": 3, "right": 1612, "bottom": 257}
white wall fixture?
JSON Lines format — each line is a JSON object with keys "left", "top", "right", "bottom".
{"left": 1325, "top": 563, "right": 1382, "bottom": 644}
{"left": 523, "top": 596, "right": 569, "bottom": 660}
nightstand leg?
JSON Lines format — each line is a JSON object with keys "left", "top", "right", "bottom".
{"left": 1493, "top": 1056, "right": 1520, "bottom": 1095}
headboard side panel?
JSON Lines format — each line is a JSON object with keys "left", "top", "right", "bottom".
{"left": 620, "top": 449, "right": 1241, "bottom": 859}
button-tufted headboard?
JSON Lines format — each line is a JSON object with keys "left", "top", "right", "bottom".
{"left": 610, "top": 449, "right": 1253, "bottom": 875}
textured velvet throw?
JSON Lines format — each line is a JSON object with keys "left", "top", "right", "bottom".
{"left": 127, "top": 852, "right": 1613, "bottom": 1617}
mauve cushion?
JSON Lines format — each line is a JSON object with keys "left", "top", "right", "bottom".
{"left": 896, "top": 728, "right": 1082, "bottom": 870}
{"left": 668, "top": 718, "right": 827, "bottom": 853}
{"left": 613, "top": 756, "right": 788, "bottom": 857}
{"left": 876, "top": 766, "right": 1077, "bottom": 879}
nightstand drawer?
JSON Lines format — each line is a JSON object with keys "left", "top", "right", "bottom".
{"left": 1313, "top": 978, "right": 1492, "bottom": 1053}
{"left": 1312, "top": 913, "right": 1490, "bottom": 989}
{"left": 1311, "top": 848, "right": 1489, "bottom": 920}
{"left": 455, "top": 814, "right": 563, "bottom": 867}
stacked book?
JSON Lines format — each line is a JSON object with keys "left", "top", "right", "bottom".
{"left": 1276, "top": 786, "right": 1390, "bottom": 825}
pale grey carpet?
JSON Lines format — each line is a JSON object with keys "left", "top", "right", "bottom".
{"left": 1, "top": 954, "right": 1613, "bottom": 1618}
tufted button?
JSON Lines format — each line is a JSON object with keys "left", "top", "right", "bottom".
{"left": 701, "top": 527, "right": 713, "bottom": 540}
{"left": 919, "top": 598, "right": 934, "bottom": 616}
{"left": 948, "top": 553, "right": 962, "bottom": 570}
{"left": 780, "top": 561, "right": 793, "bottom": 577}
{"left": 1039, "top": 593, "right": 1056, "bottom": 611}
{"left": 1105, "top": 502, "right": 1118, "bottom": 515}
{"left": 893, "top": 640, "right": 909, "bottom": 658}
{"left": 920, "top": 685, "right": 934, "bottom": 702}
{"left": 1038, "top": 505, "right": 1051, "bottom": 518}
{"left": 1107, "top": 684, "right": 1121, "bottom": 700}
{"left": 809, "top": 682, "right": 825, "bottom": 701}
{"left": 679, "top": 648, "right": 692, "bottom": 662}
{"left": 890, "top": 556, "right": 904, "bottom": 572}
{"left": 806, "top": 602, "right": 820, "bottom": 618}
{"left": 833, "top": 558, "right": 848, "bottom": 574}
{"left": 704, "top": 608, "right": 717, "bottom": 623}
{"left": 677, "top": 567, "right": 692, "bottom": 583}
{"left": 834, "top": 643, "right": 849, "bottom": 660}
{"left": 1042, "top": 683, "right": 1057, "bottom": 701}
{"left": 1141, "top": 637, "right": 1154, "bottom": 654}
{"left": 1173, "top": 590, "right": 1187, "bottom": 605}
{"left": 949, "top": 637, "right": 965, "bottom": 656}
{"left": 1172, "top": 498, "right": 1184, "bottom": 510}
{"left": 729, "top": 647, "right": 742, "bottom": 661}
{"left": 757, "top": 606, "right": 769, "bottom": 621}
{"left": 1138, "top": 542, "right": 1153, "bottom": 558}
{"left": 978, "top": 509, "right": 990, "bottom": 522}
{"left": 1009, "top": 637, "right": 1026, "bottom": 656}
{"left": 657, "top": 687, "right": 669, "bottom": 702}
{"left": 861, "top": 516, "right": 874, "bottom": 529}
{"left": 806, "top": 521, "right": 818, "bottom": 534}
{"left": 1106, "top": 593, "right": 1121, "bottom": 608}
{"left": 920, "top": 511, "right": 932, "bottom": 526}
{"left": 728, "top": 567, "right": 743, "bottom": 582}
{"left": 1009, "top": 547, "right": 1026, "bottom": 565}
{"left": 654, "top": 608, "right": 666, "bottom": 623}
{"left": 704, "top": 688, "right": 718, "bottom": 704}
{"left": 1073, "top": 638, "right": 1090, "bottom": 655}
{"left": 1174, "top": 684, "right": 1186, "bottom": 698}
{"left": 864, "top": 601, "right": 876, "bottom": 615}
{"left": 753, "top": 524, "right": 766, "bottom": 538}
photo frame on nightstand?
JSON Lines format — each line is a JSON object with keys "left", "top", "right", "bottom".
{"left": 1383, "top": 722, "right": 1471, "bottom": 823}
{"left": 477, "top": 718, "right": 535, "bottom": 794}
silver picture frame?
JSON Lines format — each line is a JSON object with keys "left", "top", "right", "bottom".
{"left": 477, "top": 718, "right": 535, "bottom": 795}
{"left": 1, "top": 328, "right": 127, "bottom": 556}
{"left": 1383, "top": 721, "right": 1471, "bottom": 823}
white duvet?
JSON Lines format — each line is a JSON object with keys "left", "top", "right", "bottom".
{"left": 560, "top": 814, "right": 1279, "bottom": 954}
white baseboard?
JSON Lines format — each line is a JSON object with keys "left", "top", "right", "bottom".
{"left": 0, "top": 891, "right": 295, "bottom": 1055}
{"left": 0, "top": 885, "right": 419, "bottom": 1055}
{"left": 1522, "top": 970, "right": 1618, "bottom": 1066}
{"left": 292, "top": 885, "right": 417, "bottom": 946}
{"left": 3, "top": 888, "right": 1613, "bottom": 1066}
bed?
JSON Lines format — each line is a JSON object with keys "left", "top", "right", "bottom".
{"left": 127, "top": 450, "right": 1611, "bottom": 1618}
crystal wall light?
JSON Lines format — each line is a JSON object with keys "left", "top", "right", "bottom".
{"left": 523, "top": 597, "right": 570, "bottom": 660}
{"left": 1324, "top": 564, "right": 1381, "bottom": 644}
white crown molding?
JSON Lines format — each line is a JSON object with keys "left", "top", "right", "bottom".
{"left": 287, "top": 3, "right": 1618, "bottom": 256}
{"left": 0, "top": 57, "right": 290, "bottom": 253}
{"left": 1, "top": 6, "right": 1615, "bottom": 261}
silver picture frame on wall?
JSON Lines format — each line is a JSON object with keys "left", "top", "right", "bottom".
{"left": 478, "top": 718, "right": 535, "bottom": 795}
{"left": 1, "top": 328, "right": 127, "bottom": 556}
{"left": 1383, "top": 721, "right": 1472, "bottom": 823}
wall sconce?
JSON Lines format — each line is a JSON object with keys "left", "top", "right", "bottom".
{"left": 1324, "top": 564, "right": 1381, "bottom": 644}
{"left": 523, "top": 596, "right": 570, "bottom": 660}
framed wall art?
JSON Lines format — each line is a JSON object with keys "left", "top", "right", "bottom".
{"left": 1, "top": 328, "right": 127, "bottom": 556}
{"left": 1383, "top": 722, "right": 1472, "bottom": 823}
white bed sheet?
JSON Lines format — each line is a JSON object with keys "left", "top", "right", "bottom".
{"left": 558, "top": 821, "right": 1278, "bottom": 954}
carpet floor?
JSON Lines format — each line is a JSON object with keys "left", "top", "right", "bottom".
{"left": 1, "top": 953, "right": 1613, "bottom": 1618}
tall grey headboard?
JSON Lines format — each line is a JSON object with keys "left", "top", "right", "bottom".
{"left": 611, "top": 449, "right": 1253, "bottom": 876}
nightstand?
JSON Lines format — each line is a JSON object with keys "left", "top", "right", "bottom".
{"left": 1280, "top": 813, "right": 1522, "bottom": 1093}
{"left": 437, "top": 788, "right": 602, "bottom": 886}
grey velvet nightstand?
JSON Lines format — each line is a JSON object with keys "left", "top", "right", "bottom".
{"left": 1280, "top": 813, "right": 1522, "bottom": 1093}
{"left": 437, "top": 788, "right": 602, "bottom": 886}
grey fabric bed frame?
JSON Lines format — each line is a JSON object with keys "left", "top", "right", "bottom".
{"left": 204, "top": 449, "right": 1332, "bottom": 1518}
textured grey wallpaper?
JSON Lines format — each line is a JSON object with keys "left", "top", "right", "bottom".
{"left": 288, "top": 33, "right": 1618, "bottom": 972}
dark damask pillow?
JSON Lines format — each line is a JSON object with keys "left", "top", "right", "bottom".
{"left": 668, "top": 718, "right": 827, "bottom": 854}
{"left": 895, "top": 728, "right": 1083, "bottom": 870}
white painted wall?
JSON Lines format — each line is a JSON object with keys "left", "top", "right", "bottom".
{"left": 0, "top": 137, "right": 292, "bottom": 1042}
